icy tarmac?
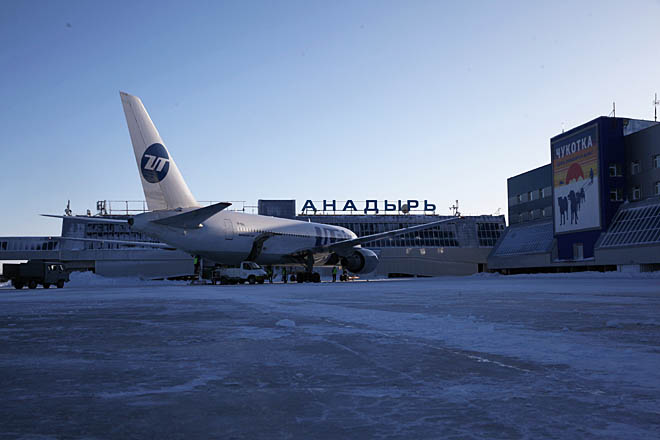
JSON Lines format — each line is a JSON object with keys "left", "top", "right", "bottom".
{"left": 1, "top": 274, "right": 659, "bottom": 439}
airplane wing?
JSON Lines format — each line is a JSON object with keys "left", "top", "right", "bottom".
{"left": 324, "top": 216, "right": 461, "bottom": 253}
{"left": 57, "top": 237, "right": 176, "bottom": 249}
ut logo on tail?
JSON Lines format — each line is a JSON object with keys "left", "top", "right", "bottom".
{"left": 141, "top": 143, "right": 170, "bottom": 183}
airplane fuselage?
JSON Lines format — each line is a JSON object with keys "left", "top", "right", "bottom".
{"left": 132, "top": 209, "right": 357, "bottom": 266}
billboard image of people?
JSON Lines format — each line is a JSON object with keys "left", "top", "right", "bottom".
{"left": 552, "top": 124, "right": 600, "bottom": 234}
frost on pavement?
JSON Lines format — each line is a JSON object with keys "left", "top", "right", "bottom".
{"left": 1, "top": 274, "right": 659, "bottom": 439}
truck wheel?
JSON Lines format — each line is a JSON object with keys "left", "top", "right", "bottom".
{"left": 313, "top": 273, "right": 321, "bottom": 283}
{"left": 28, "top": 280, "right": 38, "bottom": 289}
{"left": 258, "top": 278, "right": 265, "bottom": 284}
{"left": 43, "top": 283, "right": 50, "bottom": 289}
{"left": 13, "top": 281, "right": 24, "bottom": 290}
{"left": 248, "top": 275, "right": 256, "bottom": 285}
{"left": 56, "top": 280, "right": 65, "bottom": 289}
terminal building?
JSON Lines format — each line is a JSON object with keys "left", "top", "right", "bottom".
{"left": 5, "top": 115, "right": 656, "bottom": 278}
{"left": 0, "top": 200, "right": 505, "bottom": 279}
{"left": 489, "top": 117, "right": 660, "bottom": 273}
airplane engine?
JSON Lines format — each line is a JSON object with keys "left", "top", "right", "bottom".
{"left": 340, "top": 248, "right": 379, "bottom": 274}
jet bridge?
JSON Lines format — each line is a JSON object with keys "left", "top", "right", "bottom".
{"left": 0, "top": 215, "right": 194, "bottom": 278}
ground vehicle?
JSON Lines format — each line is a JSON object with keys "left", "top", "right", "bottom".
{"left": 212, "top": 261, "right": 267, "bottom": 285}
{"left": 3, "top": 260, "right": 69, "bottom": 290}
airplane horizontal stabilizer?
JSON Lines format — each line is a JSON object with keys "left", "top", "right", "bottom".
{"left": 41, "top": 214, "right": 129, "bottom": 225}
{"left": 151, "top": 202, "right": 232, "bottom": 229}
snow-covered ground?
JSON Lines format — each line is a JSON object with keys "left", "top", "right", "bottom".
{"left": 1, "top": 274, "right": 659, "bottom": 439}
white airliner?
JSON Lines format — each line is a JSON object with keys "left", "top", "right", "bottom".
{"left": 46, "top": 92, "right": 459, "bottom": 280}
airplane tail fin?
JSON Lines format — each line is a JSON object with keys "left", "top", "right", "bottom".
{"left": 120, "top": 91, "right": 199, "bottom": 211}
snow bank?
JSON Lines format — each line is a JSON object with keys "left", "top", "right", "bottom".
{"left": 469, "top": 272, "right": 501, "bottom": 278}
{"left": 488, "top": 271, "right": 660, "bottom": 279}
{"left": 67, "top": 271, "right": 186, "bottom": 288}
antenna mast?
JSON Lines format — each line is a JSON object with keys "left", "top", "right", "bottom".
{"left": 449, "top": 200, "right": 460, "bottom": 217}
{"left": 654, "top": 93, "right": 659, "bottom": 122}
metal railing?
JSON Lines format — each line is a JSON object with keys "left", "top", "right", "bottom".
{"left": 98, "top": 200, "right": 256, "bottom": 216}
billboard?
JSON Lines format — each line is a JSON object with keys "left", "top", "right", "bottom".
{"left": 552, "top": 124, "right": 600, "bottom": 234}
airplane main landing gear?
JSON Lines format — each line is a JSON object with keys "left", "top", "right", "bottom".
{"left": 295, "top": 271, "right": 321, "bottom": 283}
{"left": 295, "top": 253, "right": 321, "bottom": 283}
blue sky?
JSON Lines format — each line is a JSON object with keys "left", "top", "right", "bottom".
{"left": 1, "top": 0, "right": 659, "bottom": 236}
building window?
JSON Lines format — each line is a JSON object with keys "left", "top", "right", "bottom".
{"left": 656, "top": 181, "right": 660, "bottom": 196}
{"left": 632, "top": 186, "right": 641, "bottom": 201}
{"left": 631, "top": 161, "right": 640, "bottom": 175}
{"left": 654, "top": 155, "right": 660, "bottom": 169}
{"left": 610, "top": 188, "right": 623, "bottom": 201}
{"left": 608, "top": 163, "right": 622, "bottom": 177}
{"left": 528, "top": 191, "right": 535, "bottom": 201}
{"left": 540, "top": 187, "right": 549, "bottom": 198}
{"left": 516, "top": 194, "right": 522, "bottom": 204}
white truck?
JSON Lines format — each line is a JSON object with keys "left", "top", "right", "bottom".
{"left": 212, "top": 261, "right": 267, "bottom": 285}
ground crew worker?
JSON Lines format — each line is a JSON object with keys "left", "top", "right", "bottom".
{"left": 193, "top": 256, "right": 200, "bottom": 275}
{"left": 282, "top": 266, "right": 287, "bottom": 283}
{"left": 332, "top": 266, "right": 337, "bottom": 282}
{"left": 266, "top": 266, "right": 273, "bottom": 283}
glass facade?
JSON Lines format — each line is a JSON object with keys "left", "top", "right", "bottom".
{"left": 492, "top": 221, "right": 554, "bottom": 256}
{"left": 0, "top": 239, "right": 59, "bottom": 252}
{"left": 477, "top": 222, "right": 504, "bottom": 246}
{"left": 307, "top": 215, "right": 506, "bottom": 249}
{"left": 319, "top": 220, "right": 460, "bottom": 248}
{"left": 599, "top": 204, "right": 660, "bottom": 248}
{"left": 83, "top": 222, "right": 160, "bottom": 250}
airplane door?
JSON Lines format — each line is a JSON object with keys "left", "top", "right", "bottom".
{"left": 224, "top": 219, "right": 234, "bottom": 240}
